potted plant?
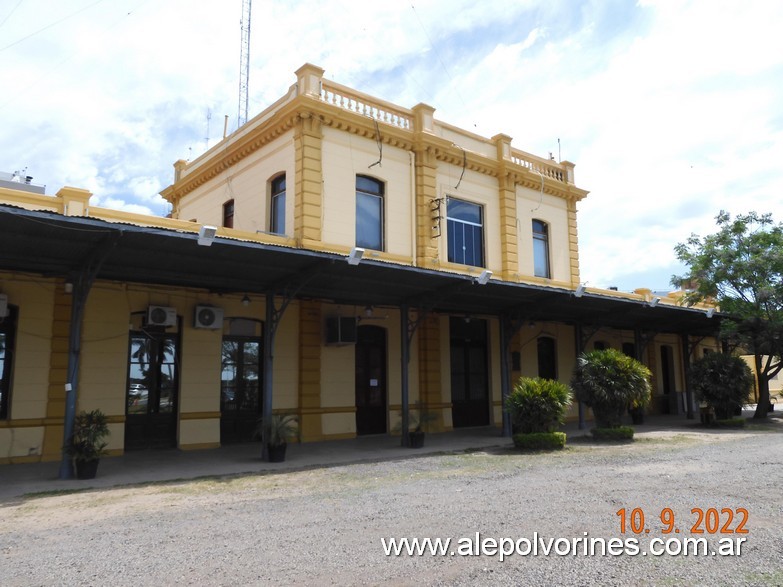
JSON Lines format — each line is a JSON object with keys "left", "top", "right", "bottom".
{"left": 255, "top": 413, "right": 298, "bottom": 462}
{"left": 65, "top": 409, "right": 110, "bottom": 479}
{"left": 571, "top": 349, "right": 651, "bottom": 440}
{"left": 504, "top": 377, "right": 571, "bottom": 450}
{"left": 394, "top": 402, "right": 436, "bottom": 448}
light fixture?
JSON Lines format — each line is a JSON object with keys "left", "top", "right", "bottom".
{"left": 64, "top": 282, "right": 73, "bottom": 294}
{"left": 365, "top": 305, "right": 373, "bottom": 317}
{"left": 197, "top": 225, "right": 217, "bottom": 246}
{"left": 242, "top": 294, "right": 251, "bottom": 306}
{"left": 706, "top": 307, "right": 715, "bottom": 318}
{"left": 574, "top": 284, "right": 586, "bottom": 298}
{"left": 476, "top": 269, "right": 492, "bottom": 285}
{"left": 347, "top": 247, "right": 365, "bottom": 265}
{"left": 649, "top": 296, "right": 660, "bottom": 307}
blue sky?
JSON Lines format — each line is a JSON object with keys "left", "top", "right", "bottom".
{"left": 1, "top": 0, "right": 781, "bottom": 291}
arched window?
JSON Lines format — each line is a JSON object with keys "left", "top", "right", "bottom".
{"left": 356, "top": 175, "right": 384, "bottom": 250}
{"left": 532, "top": 219, "right": 550, "bottom": 278}
{"left": 537, "top": 336, "right": 557, "bottom": 380}
{"left": 270, "top": 174, "right": 286, "bottom": 235}
{"left": 222, "top": 199, "right": 235, "bottom": 228}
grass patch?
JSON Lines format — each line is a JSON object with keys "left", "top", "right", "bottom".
{"left": 711, "top": 417, "right": 746, "bottom": 429}
{"left": 591, "top": 426, "right": 634, "bottom": 441}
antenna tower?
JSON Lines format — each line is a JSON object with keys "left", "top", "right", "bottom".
{"left": 238, "top": 0, "right": 252, "bottom": 128}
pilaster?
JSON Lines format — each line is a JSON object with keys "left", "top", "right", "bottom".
{"left": 493, "top": 134, "right": 519, "bottom": 280}
{"left": 41, "top": 281, "right": 71, "bottom": 460}
{"left": 417, "top": 314, "right": 446, "bottom": 431}
{"left": 567, "top": 199, "right": 581, "bottom": 286}
{"left": 297, "top": 300, "right": 323, "bottom": 441}
{"left": 294, "top": 113, "right": 323, "bottom": 244}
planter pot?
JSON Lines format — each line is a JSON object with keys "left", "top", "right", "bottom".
{"left": 75, "top": 459, "right": 100, "bottom": 480}
{"left": 267, "top": 443, "right": 287, "bottom": 462}
{"left": 408, "top": 431, "right": 425, "bottom": 449}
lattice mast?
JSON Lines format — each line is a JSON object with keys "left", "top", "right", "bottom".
{"left": 238, "top": 0, "right": 252, "bottom": 128}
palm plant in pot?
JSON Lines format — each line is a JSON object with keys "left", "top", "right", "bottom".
{"left": 65, "top": 409, "right": 110, "bottom": 479}
{"left": 255, "top": 413, "right": 298, "bottom": 462}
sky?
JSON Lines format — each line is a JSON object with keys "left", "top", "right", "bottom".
{"left": 1, "top": 0, "right": 782, "bottom": 292}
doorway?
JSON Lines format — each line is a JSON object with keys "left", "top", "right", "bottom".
{"left": 220, "top": 337, "right": 262, "bottom": 443}
{"left": 125, "top": 330, "right": 179, "bottom": 450}
{"left": 355, "top": 325, "right": 387, "bottom": 435}
{"left": 450, "top": 317, "right": 489, "bottom": 427}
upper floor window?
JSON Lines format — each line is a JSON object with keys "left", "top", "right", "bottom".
{"left": 356, "top": 175, "right": 384, "bottom": 251}
{"left": 447, "top": 197, "right": 484, "bottom": 267}
{"left": 223, "top": 199, "right": 235, "bottom": 229}
{"left": 532, "top": 219, "right": 550, "bottom": 278}
{"left": 0, "top": 306, "right": 17, "bottom": 420}
{"left": 270, "top": 175, "right": 286, "bottom": 235}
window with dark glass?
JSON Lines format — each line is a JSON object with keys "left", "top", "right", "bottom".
{"left": 223, "top": 199, "right": 235, "bottom": 228}
{"left": 356, "top": 175, "right": 384, "bottom": 250}
{"left": 594, "top": 341, "right": 608, "bottom": 351}
{"left": 221, "top": 337, "right": 261, "bottom": 415}
{"left": 532, "top": 219, "right": 550, "bottom": 278}
{"left": 537, "top": 336, "right": 557, "bottom": 380}
{"left": 447, "top": 197, "right": 484, "bottom": 267}
{"left": 270, "top": 175, "right": 286, "bottom": 235}
{"left": 622, "top": 342, "right": 637, "bottom": 358}
{"left": 0, "top": 306, "right": 17, "bottom": 420}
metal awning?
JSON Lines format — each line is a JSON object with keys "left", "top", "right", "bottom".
{"left": 1, "top": 205, "right": 719, "bottom": 336}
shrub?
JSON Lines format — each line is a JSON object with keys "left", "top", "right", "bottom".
{"left": 571, "top": 349, "right": 651, "bottom": 428}
{"left": 688, "top": 353, "right": 753, "bottom": 420}
{"left": 591, "top": 426, "right": 635, "bottom": 441}
{"left": 512, "top": 431, "right": 566, "bottom": 450}
{"left": 505, "top": 377, "right": 572, "bottom": 434}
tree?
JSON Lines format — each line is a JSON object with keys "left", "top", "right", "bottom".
{"left": 673, "top": 211, "right": 783, "bottom": 419}
{"left": 571, "top": 349, "right": 651, "bottom": 428}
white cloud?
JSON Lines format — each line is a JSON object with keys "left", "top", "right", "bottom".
{"left": 0, "top": 0, "right": 781, "bottom": 290}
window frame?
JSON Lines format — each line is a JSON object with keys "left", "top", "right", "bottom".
{"left": 355, "top": 175, "right": 385, "bottom": 251}
{"left": 222, "top": 199, "right": 235, "bottom": 229}
{"left": 532, "top": 219, "right": 551, "bottom": 278}
{"left": 270, "top": 174, "right": 286, "bottom": 235}
{"left": 446, "top": 197, "right": 485, "bottom": 268}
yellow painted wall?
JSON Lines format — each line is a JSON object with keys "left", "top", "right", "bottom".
{"left": 174, "top": 131, "right": 295, "bottom": 234}
{"left": 436, "top": 167, "right": 502, "bottom": 274}
{"left": 0, "top": 276, "right": 55, "bottom": 422}
{"left": 516, "top": 187, "right": 572, "bottom": 283}
{"left": 321, "top": 127, "right": 414, "bottom": 257}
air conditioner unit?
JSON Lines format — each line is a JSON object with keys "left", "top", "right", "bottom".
{"left": 147, "top": 305, "right": 177, "bottom": 327}
{"left": 0, "top": 294, "right": 7, "bottom": 318}
{"left": 325, "top": 316, "right": 357, "bottom": 346}
{"left": 194, "top": 305, "right": 224, "bottom": 329}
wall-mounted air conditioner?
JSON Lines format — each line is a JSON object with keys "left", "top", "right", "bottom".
{"left": 147, "top": 305, "right": 177, "bottom": 327}
{"left": 325, "top": 316, "right": 357, "bottom": 346}
{"left": 0, "top": 294, "right": 7, "bottom": 318}
{"left": 194, "top": 305, "right": 224, "bottom": 329}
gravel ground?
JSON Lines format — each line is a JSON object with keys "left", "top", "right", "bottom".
{"left": 1, "top": 424, "right": 782, "bottom": 586}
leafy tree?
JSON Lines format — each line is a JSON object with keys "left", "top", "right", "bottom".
{"left": 688, "top": 353, "right": 754, "bottom": 419}
{"left": 673, "top": 211, "right": 783, "bottom": 419}
{"left": 504, "top": 377, "right": 572, "bottom": 434}
{"left": 571, "top": 349, "right": 651, "bottom": 428}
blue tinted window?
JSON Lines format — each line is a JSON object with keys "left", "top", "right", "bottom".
{"left": 447, "top": 198, "right": 484, "bottom": 267}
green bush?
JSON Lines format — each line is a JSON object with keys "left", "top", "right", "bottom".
{"left": 571, "top": 349, "right": 651, "bottom": 428}
{"left": 504, "top": 377, "right": 572, "bottom": 434}
{"left": 688, "top": 353, "right": 753, "bottom": 420}
{"left": 591, "top": 426, "right": 635, "bottom": 441}
{"left": 512, "top": 431, "right": 566, "bottom": 450}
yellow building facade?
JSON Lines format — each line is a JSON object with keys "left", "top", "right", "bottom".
{"left": 0, "top": 64, "right": 719, "bottom": 465}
